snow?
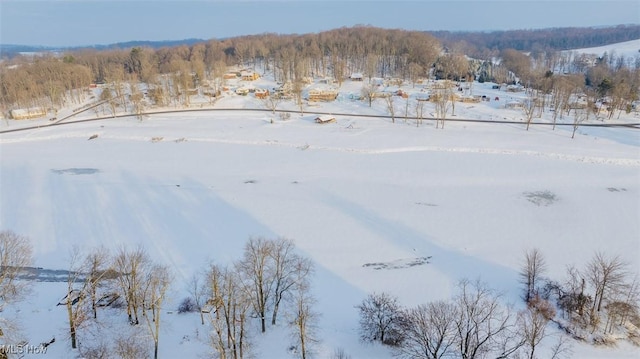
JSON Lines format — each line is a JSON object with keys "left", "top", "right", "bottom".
{"left": 1, "top": 66, "right": 639, "bottom": 358}
{"left": 569, "top": 38, "right": 640, "bottom": 59}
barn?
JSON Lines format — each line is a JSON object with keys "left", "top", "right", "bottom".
{"left": 308, "top": 88, "right": 339, "bottom": 102}
{"left": 10, "top": 107, "right": 46, "bottom": 120}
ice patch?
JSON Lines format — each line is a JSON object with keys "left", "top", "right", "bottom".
{"left": 51, "top": 168, "right": 100, "bottom": 175}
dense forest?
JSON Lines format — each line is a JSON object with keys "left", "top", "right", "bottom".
{"left": 430, "top": 25, "right": 640, "bottom": 57}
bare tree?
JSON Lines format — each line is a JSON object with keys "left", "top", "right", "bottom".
{"left": 557, "top": 265, "right": 591, "bottom": 324}
{"left": 65, "top": 248, "right": 90, "bottom": 349}
{"left": 262, "top": 95, "right": 282, "bottom": 115}
{"left": 142, "top": 264, "right": 172, "bottom": 359}
{"left": 113, "top": 327, "right": 150, "bottom": 359}
{"left": 521, "top": 296, "right": 556, "bottom": 359}
{"left": 129, "top": 81, "right": 145, "bottom": 120}
{"left": 83, "top": 246, "right": 112, "bottom": 320}
{"left": 357, "top": 292, "right": 403, "bottom": 345}
{"left": 237, "top": 237, "right": 274, "bottom": 333}
{"left": 99, "top": 87, "right": 117, "bottom": 117}
{"left": 586, "top": 252, "right": 628, "bottom": 315}
{"left": 361, "top": 82, "right": 377, "bottom": 107}
{"left": 453, "top": 279, "right": 524, "bottom": 359}
{"left": 385, "top": 94, "right": 396, "bottom": 123}
{"left": 0, "top": 231, "right": 33, "bottom": 309}
{"left": 365, "top": 54, "right": 378, "bottom": 83}
{"left": 289, "top": 258, "right": 318, "bottom": 359}
{"left": 396, "top": 301, "right": 458, "bottom": 359}
{"left": 407, "top": 62, "right": 424, "bottom": 88}
{"left": 207, "top": 264, "right": 251, "bottom": 359}
{"left": 522, "top": 93, "right": 538, "bottom": 131}
{"left": 332, "top": 347, "right": 352, "bottom": 359}
{"left": 292, "top": 79, "right": 306, "bottom": 115}
{"left": 113, "top": 246, "right": 150, "bottom": 325}
{"left": 188, "top": 273, "right": 207, "bottom": 325}
{"left": 571, "top": 109, "right": 587, "bottom": 139}
{"left": 270, "top": 238, "right": 309, "bottom": 326}
{"left": 0, "top": 231, "right": 32, "bottom": 351}
{"left": 520, "top": 249, "right": 547, "bottom": 303}
{"left": 414, "top": 99, "right": 427, "bottom": 127}
{"left": 433, "top": 82, "right": 453, "bottom": 129}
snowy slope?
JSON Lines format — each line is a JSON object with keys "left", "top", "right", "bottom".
{"left": 570, "top": 38, "right": 640, "bottom": 58}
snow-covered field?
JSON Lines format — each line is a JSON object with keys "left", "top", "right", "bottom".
{"left": 1, "top": 75, "right": 639, "bottom": 358}
{"left": 569, "top": 38, "right": 640, "bottom": 59}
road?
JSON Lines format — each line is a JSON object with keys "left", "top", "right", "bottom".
{"left": 1, "top": 104, "right": 639, "bottom": 135}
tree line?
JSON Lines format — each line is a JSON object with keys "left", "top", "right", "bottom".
{"left": 431, "top": 25, "right": 640, "bottom": 56}
{"left": 1, "top": 230, "right": 638, "bottom": 359}
{"left": 0, "top": 231, "right": 317, "bottom": 359}
{"left": 356, "top": 249, "right": 639, "bottom": 359}
{"left": 1, "top": 25, "right": 638, "bottom": 129}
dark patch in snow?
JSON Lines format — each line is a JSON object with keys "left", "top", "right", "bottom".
{"left": 523, "top": 190, "right": 558, "bottom": 206}
{"left": 244, "top": 179, "right": 257, "bottom": 184}
{"left": 51, "top": 168, "right": 100, "bottom": 175}
{"left": 363, "top": 256, "right": 431, "bottom": 270}
{"left": 415, "top": 202, "right": 438, "bottom": 207}
{"left": 607, "top": 187, "right": 627, "bottom": 192}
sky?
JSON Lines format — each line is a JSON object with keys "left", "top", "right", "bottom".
{"left": 0, "top": 0, "right": 639, "bottom": 47}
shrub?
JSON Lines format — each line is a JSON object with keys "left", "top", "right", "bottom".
{"left": 178, "top": 297, "right": 197, "bottom": 314}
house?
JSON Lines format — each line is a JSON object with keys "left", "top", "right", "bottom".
{"left": 505, "top": 101, "right": 523, "bottom": 109}
{"left": 308, "top": 88, "right": 339, "bottom": 102}
{"left": 350, "top": 73, "right": 364, "bottom": 81}
{"left": 235, "top": 87, "right": 249, "bottom": 96}
{"left": 459, "top": 96, "right": 481, "bottom": 103}
{"left": 314, "top": 115, "right": 336, "bottom": 124}
{"left": 223, "top": 72, "right": 239, "bottom": 80}
{"left": 396, "top": 90, "right": 409, "bottom": 99}
{"left": 254, "top": 88, "right": 269, "bottom": 99}
{"left": 319, "top": 77, "right": 335, "bottom": 85}
{"left": 240, "top": 71, "right": 260, "bottom": 81}
{"left": 506, "top": 84, "right": 524, "bottom": 92}
{"left": 10, "top": 107, "right": 46, "bottom": 120}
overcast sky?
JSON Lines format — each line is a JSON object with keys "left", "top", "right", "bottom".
{"left": 1, "top": 0, "right": 639, "bottom": 47}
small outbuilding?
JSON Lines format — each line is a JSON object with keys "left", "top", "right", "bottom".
{"left": 314, "top": 115, "right": 336, "bottom": 124}
{"left": 350, "top": 73, "right": 364, "bottom": 81}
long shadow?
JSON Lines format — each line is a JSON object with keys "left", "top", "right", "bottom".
{"left": 320, "top": 191, "right": 520, "bottom": 300}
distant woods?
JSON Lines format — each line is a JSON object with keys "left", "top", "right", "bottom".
{"left": 431, "top": 25, "right": 640, "bottom": 56}
{"left": 1, "top": 25, "right": 639, "bottom": 118}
